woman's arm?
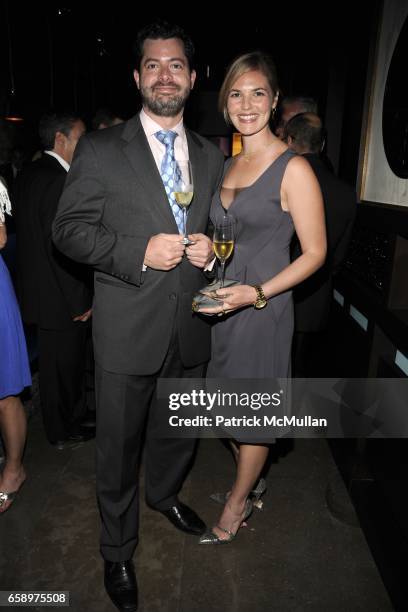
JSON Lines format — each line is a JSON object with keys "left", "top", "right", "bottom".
{"left": 0, "top": 179, "right": 11, "bottom": 250}
{"left": 261, "top": 155, "right": 326, "bottom": 298}
{"left": 0, "top": 222, "right": 7, "bottom": 250}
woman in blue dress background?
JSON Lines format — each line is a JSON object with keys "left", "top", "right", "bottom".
{"left": 0, "top": 180, "right": 30, "bottom": 512}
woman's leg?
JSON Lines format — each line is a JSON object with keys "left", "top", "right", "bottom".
{"left": 229, "top": 439, "right": 240, "bottom": 463}
{"left": 212, "top": 443, "right": 269, "bottom": 539}
{"left": 0, "top": 395, "right": 27, "bottom": 512}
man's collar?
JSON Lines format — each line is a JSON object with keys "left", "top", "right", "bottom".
{"left": 44, "top": 150, "right": 70, "bottom": 172}
{"left": 139, "top": 108, "right": 184, "bottom": 136}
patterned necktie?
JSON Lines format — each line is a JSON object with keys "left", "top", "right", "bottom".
{"left": 154, "top": 130, "right": 184, "bottom": 233}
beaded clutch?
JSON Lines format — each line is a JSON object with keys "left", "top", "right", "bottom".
{"left": 192, "top": 279, "right": 239, "bottom": 315}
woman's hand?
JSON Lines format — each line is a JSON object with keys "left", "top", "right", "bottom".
{"left": 198, "top": 284, "right": 258, "bottom": 316}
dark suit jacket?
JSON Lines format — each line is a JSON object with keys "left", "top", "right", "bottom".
{"left": 293, "top": 153, "right": 356, "bottom": 332}
{"left": 13, "top": 154, "right": 92, "bottom": 329}
{"left": 53, "top": 115, "right": 224, "bottom": 375}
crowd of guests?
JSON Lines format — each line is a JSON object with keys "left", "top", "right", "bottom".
{"left": 0, "top": 19, "right": 355, "bottom": 612}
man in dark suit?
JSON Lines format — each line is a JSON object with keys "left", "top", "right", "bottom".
{"left": 53, "top": 22, "right": 224, "bottom": 612}
{"left": 285, "top": 112, "right": 356, "bottom": 375}
{"left": 14, "top": 112, "right": 93, "bottom": 447}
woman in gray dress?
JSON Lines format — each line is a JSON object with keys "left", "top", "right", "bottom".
{"left": 198, "top": 52, "right": 326, "bottom": 544}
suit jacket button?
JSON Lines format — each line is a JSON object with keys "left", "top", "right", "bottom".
{"left": 169, "top": 293, "right": 177, "bottom": 300}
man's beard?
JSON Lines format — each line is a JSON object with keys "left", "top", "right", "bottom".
{"left": 140, "top": 84, "right": 191, "bottom": 117}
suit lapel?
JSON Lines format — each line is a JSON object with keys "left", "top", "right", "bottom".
{"left": 121, "top": 115, "right": 178, "bottom": 231}
{"left": 120, "top": 116, "right": 209, "bottom": 234}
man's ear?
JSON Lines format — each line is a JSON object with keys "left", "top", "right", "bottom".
{"left": 133, "top": 69, "right": 140, "bottom": 90}
{"left": 54, "top": 131, "right": 66, "bottom": 148}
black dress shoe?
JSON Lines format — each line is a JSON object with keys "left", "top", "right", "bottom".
{"left": 159, "top": 502, "right": 206, "bottom": 535}
{"left": 104, "top": 560, "right": 138, "bottom": 611}
{"left": 52, "top": 430, "right": 95, "bottom": 450}
{"left": 70, "top": 429, "right": 95, "bottom": 441}
{"left": 80, "top": 410, "right": 96, "bottom": 428}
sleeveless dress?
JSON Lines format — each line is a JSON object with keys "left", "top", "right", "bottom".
{"left": 207, "top": 150, "right": 296, "bottom": 379}
{"left": 0, "top": 254, "right": 31, "bottom": 399}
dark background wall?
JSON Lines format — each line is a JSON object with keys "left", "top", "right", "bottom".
{"left": 0, "top": 1, "right": 378, "bottom": 180}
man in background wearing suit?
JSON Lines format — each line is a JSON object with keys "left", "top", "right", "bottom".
{"left": 92, "top": 107, "right": 124, "bottom": 130}
{"left": 14, "top": 112, "right": 94, "bottom": 448}
{"left": 275, "top": 95, "right": 318, "bottom": 138}
{"left": 53, "top": 22, "right": 224, "bottom": 612}
{"left": 285, "top": 112, "right": 356, "bottom": 376}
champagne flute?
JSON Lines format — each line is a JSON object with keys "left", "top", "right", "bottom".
{"left": 173, "top": 160, "right": 194, "bottom": 245}
{"left": 213, "top": 214, "right": 235, "bottom": 288}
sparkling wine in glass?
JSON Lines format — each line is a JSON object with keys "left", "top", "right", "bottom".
{"left": 213, "top": 214, "right": 235, "bottom": 288}
{"left": 173, "top": 160, "right": 194, "bottom": 245}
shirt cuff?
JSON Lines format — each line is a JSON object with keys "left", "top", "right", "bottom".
{"left": 204, "top": 257, "right": 216, "bottom": 272}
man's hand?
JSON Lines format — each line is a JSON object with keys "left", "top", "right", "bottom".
{"left": 185, "top": 233, "right": 213, "bottom": 269}
{"left": 144, "top": 233, "right": 185, "bottom": 270}
{"left": 73, "top": 308, "right": 92, "bottom": 322}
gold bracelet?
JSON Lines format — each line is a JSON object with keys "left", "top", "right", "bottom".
{"left": 252, "top": 285, "right": 267, "bottom": 309}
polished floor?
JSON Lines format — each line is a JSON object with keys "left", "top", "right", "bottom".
{"left": 0, "top": 404, "right": 393, "bottom": 612}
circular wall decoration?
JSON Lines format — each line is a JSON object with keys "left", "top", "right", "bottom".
{"left": 359, "top": 0, "right": 408, "bottom": 206}
{"left": 382, "top": 15, "right": 408, "bottom": 179}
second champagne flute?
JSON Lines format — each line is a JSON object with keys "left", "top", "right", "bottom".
{"left": 213, "top": 214, "right": 235, "bottom": 288}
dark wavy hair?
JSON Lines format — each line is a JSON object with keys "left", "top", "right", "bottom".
{"left": 133, "top": 20, "right": 195, "bottom": 71}
{"left": 39, "top": 111, "right": 81, "bottom": 150}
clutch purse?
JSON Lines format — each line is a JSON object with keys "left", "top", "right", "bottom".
{"left": 192, "top": 279, "right": 239, "bottom": 315}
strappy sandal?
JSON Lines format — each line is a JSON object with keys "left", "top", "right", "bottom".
{"left": 210, "top": 477, "right": 267, "bottom": 510}
{"left": 198, "top": 499, "right": 253, "bottom": 545}
{"left": 0, "top": 490, "right": 18, "bottom": 513}
{"left": 0, "top": 478, "right": 25, "bottom": 514}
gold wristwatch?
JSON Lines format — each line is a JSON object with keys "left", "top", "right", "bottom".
{"left": 252, "top": 285, "right": 267, "bottom": 309}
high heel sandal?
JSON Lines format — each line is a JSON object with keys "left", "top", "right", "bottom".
{"left": 0, "top": 473, "right": 26, "bottom": 514}
{"left": 198, "top": 499, "right": 253, "bottom": 545}
{"left": 0, "top": 483, "right": 25, "bottom": 514}
{"left": 250, "top": 477, "right": 267, "bottom": 509}
{"left": 210, "top": 477, "right": 267, "bottom": 510}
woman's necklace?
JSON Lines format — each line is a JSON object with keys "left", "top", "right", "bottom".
{"left": 240, "top": 141, "right": 275, "bottom": 163}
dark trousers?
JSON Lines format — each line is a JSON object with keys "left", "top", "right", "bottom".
{"left": 95, "top": 334, "right": 204, "bottom": 562}
{"left": 38, "top": 323, "right": 88, "bottom": 443}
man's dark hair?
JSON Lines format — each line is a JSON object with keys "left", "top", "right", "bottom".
{"left": 284, "top": 112, "right": 324, "bottom": 153}
{"left": 282, "top": 96, "right": 318, "bottom": 114}
{"left": 133, "top": 20, "right": 195, "bottom": 71}
{"left": 39, "top": 112, "right": 81, "bottom": 150}
{"left": 92, "top": 108, "right": 122, "bottom": 130}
